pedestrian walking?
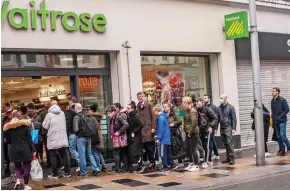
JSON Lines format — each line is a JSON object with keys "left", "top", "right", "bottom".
{"left": 3, "top": 111, "right": 36, "bottom": 190}
{"left": 106, "top": 105, "right": 129, "bottom": 173}
{"left": 154, "top": 104, "right": 175, "bottom": 173}
{"left": 126, "top": 101, "right": 144, "bottom": 173}
{"left": 218, "top": 94, "right": 237, "bottom": 165}
{"left": 73, "top": 103, "right": 100, "bottom": 176}
{"left": 251, "top": 103, "right": 270, "bottom": 157}
{"left": 182, "top": 96, "right": 200, "bottom": 172}
{"left": 137, "top": 92, "right": 157, "bottom": 172}
{"left": 196, "top": 98, "right": 218, "bottom": 168}
{"left": 204, "top": 94, "right": 220, "bottom": 160}
{"left": 163, "top": 103, "right": 183, "bottom": 168}
{"left": 43, "top": 100, "right": 71, "bottom": 178}
{"left": 271, "top": 87, "right": 290, "bottom": 156}
{"left": 88, "top": 103, "right": 107, "bottom": 172}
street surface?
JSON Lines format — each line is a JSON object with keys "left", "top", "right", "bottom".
{"left": 2, "top": 153, "right": 290, "bottom": 190}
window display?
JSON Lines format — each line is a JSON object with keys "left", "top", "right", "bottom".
{"left": 141, "top": 55, "right": 210, "bottom": 107}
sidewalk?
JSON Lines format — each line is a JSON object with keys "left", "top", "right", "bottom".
{"left": 2, "top": 150, "right": 290, "bottom": 190}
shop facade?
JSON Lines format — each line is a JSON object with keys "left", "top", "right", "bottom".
{"left": 235, "top": 32, "right": 290, "bottom": 147}
{"left": 2, "top": 0, "right": 290, "bottom": 155}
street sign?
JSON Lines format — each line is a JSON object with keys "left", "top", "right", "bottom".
{"left": 225, "top": 11, "right": 249, "bottom": 40}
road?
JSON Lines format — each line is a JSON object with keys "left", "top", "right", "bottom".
{"left": 211, "top": 171, "right": 290, "bottom": 190}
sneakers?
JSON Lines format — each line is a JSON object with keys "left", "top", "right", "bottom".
{"left": 92, "top": 170, "right": 100, "bottom": 176}
{"left": 63, "top": 173, "right": 71, "bottom": 178}
{"left": 229, "top": 158, "right": 235, "bottom": 165}
{"left": 139, "top": 165, "right": 147, "bottom": 173}
{"left": 76, "top": 167, "right": 80, "bottom": 173}
{"left": 14, "top": 179, "right": 21, "bottom": 190}
{"left": 265, "top": 152, "right": 270, "bottom": 158}
{"left": 48, "top": 174, "right": 59, "bottom": 179}
{"left": 101, "top": 165, "right": 107, "bottom": 172}
{"left": 161, "top": 168, "right": 170, "bottom": 173}
{"left": 201, "top": 162, "right": 208, "bottom": 169}
{"left": 24, "top": 185, "right": 32, "bottom": 190}
{"left": 207, "top": 161, "right": 213, "bottom": 166}
{"left": 215, "top": 155, "right": 220, "bottom": 160}
{"left": 185, "top": 163, "right": 194, "bottom": 171}
{"left": 188, "top": 165, "right": 200, "bottom": 172}
{"left": 168, "top": 164, "right": 178, "bottom": 171}
{"left": 61, "top": 166, "right": 65, "bottom": 170}
{"left": 177, "top": 163, "right": 184, "bottom": 168}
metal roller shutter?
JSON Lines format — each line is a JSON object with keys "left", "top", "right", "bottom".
{"left": 237, "top": 60, "right": 290, "bottom": 147}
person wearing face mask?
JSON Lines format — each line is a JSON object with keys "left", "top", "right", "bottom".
{"left": 204, "top": 94, "right": 220, "bottom": 160}
{"left": 195, "top": 98, "right": 218, "bottom": 168}
{"left": 218, "top": 94, "right": 237, "bottom": 165}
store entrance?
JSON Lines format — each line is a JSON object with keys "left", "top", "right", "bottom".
{"left": 1, "top": 76, "right": 71, "bottom": 109}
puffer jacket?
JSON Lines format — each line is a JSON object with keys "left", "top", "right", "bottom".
{"left": 43, "top": 104, "right": 69, "bottom": 150}
{"left": 157, "top": 112, "right": 171, "bottom": 145}
{"left": 183, "top": 107, "right": 199, "bottom": 135}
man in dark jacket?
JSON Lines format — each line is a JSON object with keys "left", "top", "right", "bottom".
{"left": 218, "top": 94, "right": 237, "bottom": 165}
{"left": 137, "top": 92, "right": 157, "bottom": 172}
{"left": 204, "top": 94, "right": 220, "bottom": 160}
{"left": 196, "top": 98, "right": 218, "bottom": 168}
{"left": 271, "top": 87, "right": 290, "bottom": 156}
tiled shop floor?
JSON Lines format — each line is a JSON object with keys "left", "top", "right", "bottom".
{"left": 2, "top": 154, "right": 290, "bottom": 190}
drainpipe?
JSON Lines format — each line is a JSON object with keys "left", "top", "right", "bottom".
{"left": 122, "top": 41, "right": 132, "bottom": 101}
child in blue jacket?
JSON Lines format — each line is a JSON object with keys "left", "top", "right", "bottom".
{"left": 153, "top": 104, "right": 176, "bottom": 172}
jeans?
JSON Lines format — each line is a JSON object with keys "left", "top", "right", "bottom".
{"left": 160, "top": 144, "right": 173, "bottom": 169}
{"left": 275, "top": 122, "right": 290, "bottom": 152}
{"left": 69, "top": 134, "right": 79, "bottom": 164}
{"left": 91, "top": 148, "right": 101, "bottom": 169}
{"left": 77, "top": 137, "right": 99, "bottom": 176}
{"left": 49, "top": 147, "right": 70, "bottom": 176}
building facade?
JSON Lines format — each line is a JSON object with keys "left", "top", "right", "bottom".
{"left": 1, "top": 0, "right": 290, "bottom": 152}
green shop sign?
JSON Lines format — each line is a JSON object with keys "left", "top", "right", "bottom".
{"left": 224, "top": 11, "right": 248, "bottom": 40}
{"left": 1, "top": 0, "right": 107, "bottom": 32}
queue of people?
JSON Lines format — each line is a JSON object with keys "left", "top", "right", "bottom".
{"left": 2, "top": 87, "right": 289, "bottom": 190}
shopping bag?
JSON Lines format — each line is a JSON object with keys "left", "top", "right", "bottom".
{"left": 30, "top": 159, "right": 43, "bottom": 181}
{"left": 30, "top": 129, "right": 39, "bottom": 144}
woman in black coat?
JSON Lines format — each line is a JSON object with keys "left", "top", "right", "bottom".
{"left": 4, "top": 111, "right": 36, "bottom": 190}
{"left": 126, "top": 101, "right": 144, "bottom": 173}
{"left": 251, "top": 103, "right": 270, "bottom": 157}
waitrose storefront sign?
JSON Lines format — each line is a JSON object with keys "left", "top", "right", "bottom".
{"left": 1, "top": 0, "right": 107, "bottom": 32}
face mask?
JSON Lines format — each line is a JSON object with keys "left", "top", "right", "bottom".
{"left": 220, "top": 99, "right": 225, "bottom": 105}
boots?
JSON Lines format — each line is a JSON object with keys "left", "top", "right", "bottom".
{"left": 229, "top": 157, "right": 235, "bottom": 165}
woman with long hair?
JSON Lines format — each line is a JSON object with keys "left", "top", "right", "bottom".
{"left": 4, "top": 111, "right": 36, "bottom": 190}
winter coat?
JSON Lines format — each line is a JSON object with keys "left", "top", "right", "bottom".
{"left": 183, "top": 107, "right": 199, "bottom": 135}
{"left": 43, "top": 104, "right": 69, "bottom": 150}
{"left": 271, "top": 96, "right": 289, "bottom": 124}
{"left": 137, "top": 101, "right": 156, "bottom": 143}
{"left": 168, "top": 107, "right": 182, "bottom": 128}
{"left": 218, "top": 103, "right": 237, "bottom": 131}
{"left": 197, "top": 106, "right": 218, "bottom": 132}
{"left": 157, "top": 112, "right": 171, "bottom": 145}
{"left": 251, "top": 104, "right": 270, "bottom": 142}
{"left": 89, "top": 112, "right": 104, "bottom": 148}
{"left": 65, "top": 107, "right": 77, "bottom": 137}
{"left": 4, "top": 119, "right": 36, "bottom": 162}
{"left": 127, "top": 109, "right": 144, "bottom": 157}
{"left": 110, "top": 112, "right": 129, "bottom": 148}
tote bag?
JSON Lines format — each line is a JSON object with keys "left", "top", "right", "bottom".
{"left": 30, "top": 123, "right": 39, "bottom": 144}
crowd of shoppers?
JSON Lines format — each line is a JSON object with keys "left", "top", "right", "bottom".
{"left": 2, "top": 86, "right": 289, "bottom": 189}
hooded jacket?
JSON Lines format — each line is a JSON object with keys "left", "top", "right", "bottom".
{"left": 157, "top": 112, "right": 171, "bottom": 145}
{"left": 4, "top": 119, "right": 36, "bottom": 162}
{"left": 43, "top": 104, "right": 68, "bottom": 150}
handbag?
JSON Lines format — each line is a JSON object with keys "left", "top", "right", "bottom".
{"left": 30, "top": 122, "right": 39, "bottom": 144}
{"left": 112, "top": 133, "right": 128, "bottom": 148}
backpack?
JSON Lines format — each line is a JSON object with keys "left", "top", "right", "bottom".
{"left": 79, "top": 114, "right": 98, "bottom": 139}
{"left": 91, "top": 119, "right": 100, "bottom": 146}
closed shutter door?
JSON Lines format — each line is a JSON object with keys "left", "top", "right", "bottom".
{"left": 237, "top": 60, "right": 290, "bottom": 147}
